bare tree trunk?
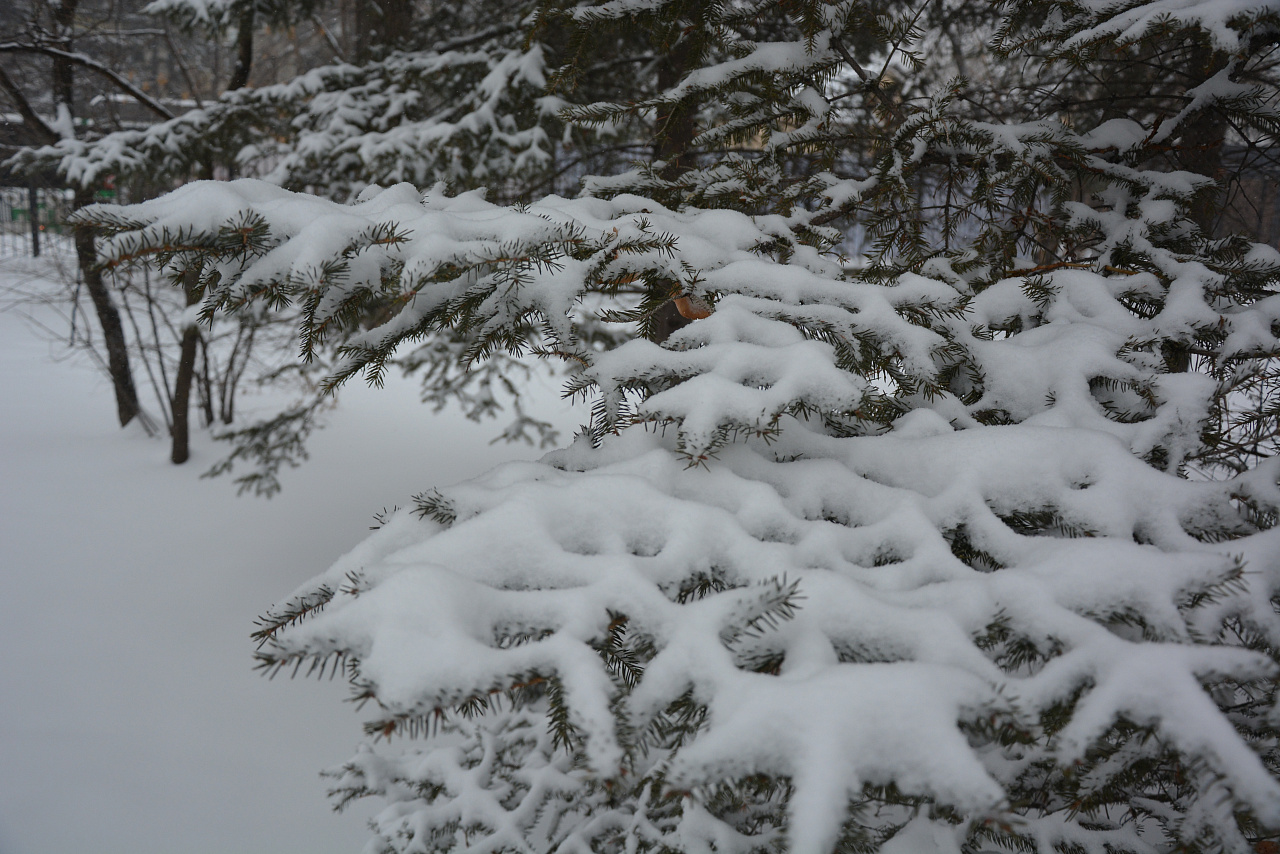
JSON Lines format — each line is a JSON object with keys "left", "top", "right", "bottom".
{"left": 1179, "top": 40, "right": 1230, "bottom": 237}
{"left": 654, "top": 36, "right": 696, "bottom": 181}
{"left": 1162, "top": 38, "right": 1229, "bottom": 375}
{"left": 170, "top": 2, "right": 257, "bottom": 458}
{"left": 353, "top": 0, "right": 412, "bottom": 63}
{"left": 648, "top": 34, "right": 697, "bottom": 344}
{"left": 40, "top": 0, "right": 144, "bottom": 427}
{"left": 228, "top": 5, "right": 256, "bottom": 92}
{"left": 198, "top": 334, "right": 215, "bottom": 427}
{"left": 74, "top": 187, "right": 142, "bottom": 426}
{"left": 50, "top": 0, "right": 76, "bottom": 128}
{"left": 170, "top": 267, "right": 202, "bottom": 464}
{"left": 27, "top": 184, "right": 40, "bottom": 257}
{"left": 170, "top": 328, "right": 200, "bottom": 463}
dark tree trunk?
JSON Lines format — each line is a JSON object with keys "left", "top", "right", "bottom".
{"left": 169, "top": 267, "right": 203, "bottom": 464}
{"left": 170, "top": 327, "right": 200, "bottom": 464}
{"left": 649, "top": 300, "right": 690, "bottom": 344}
{"left": 654, "top": 36, "right": 696, "bottom": 181}
{"left": 1178, "top": 40, "right": 1230, "bottom": 236}
{"left": 198, "top": 336, "right": 215, "bottom": 428}
{"left": 228, "top": 5, "right": 256, "bottom": 92}
{"left": 353, "top": 0, "right": 413, "bottom": 63}
{"left": 1163, "top": 38, "right": 1230, "bottom": 375}
{"left": 50, "top": 0, "right": 76, "bottom": 120}
{"left": 43, "top": 1, "right": 144, "bottom": 428}
{"left": 27, "top": 184, "right": 40, "bottom": 257}
{"left": 648, "top": 34, "right": 698, "bottom": 344}
{"left": 170, "top": 326, "right": 200, "bottom": 464}
{"left": 74, "top": 187, "right": 142, "bottom": 426}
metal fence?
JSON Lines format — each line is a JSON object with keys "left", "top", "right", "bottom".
{"left": 0, "top": 187, "right": 76, "bottom": 258}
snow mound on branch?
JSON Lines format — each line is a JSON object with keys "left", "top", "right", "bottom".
{"left": 263, "top": 421, "right": 1280, "bottom": 852}
{"left": 1057, "top": 0, "right": 1279, "bottom": 52}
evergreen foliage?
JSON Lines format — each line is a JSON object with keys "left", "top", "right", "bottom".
{"left": 11, "top": 0, "right": 645, "bottom": 201}
{"left": 76, "top": 0, "right": 1280, "bottom": 851}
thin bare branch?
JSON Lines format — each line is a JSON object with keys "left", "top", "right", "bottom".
{"left": 0, "top": 42, "right": 176, "bottom": 120}
{"left": 0, "top": 62, "right": 60, "bottom": 144}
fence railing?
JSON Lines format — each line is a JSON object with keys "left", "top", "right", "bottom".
{"left": 0, "top": 187, "right": 76, "bottom": 258}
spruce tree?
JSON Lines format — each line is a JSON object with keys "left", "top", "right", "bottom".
{"left": 78, "top": 0, "right": 1280, "bottom": 850}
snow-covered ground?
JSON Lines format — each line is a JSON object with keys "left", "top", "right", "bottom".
{"left": 0, "top": 257, "right": 573, "bottom": 854}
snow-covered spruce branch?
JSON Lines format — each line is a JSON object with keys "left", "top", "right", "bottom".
{"left": 79, "top": 171, "right": 1280, "bottom": 850}
{"left": 262, "top": 419, "right": 1280, "bottom": 853}
{"left": 77, "top": 179, "right": 967, "bottom": 457}
{"left": 9, "top": 24, "right": 566, "bottom": 199}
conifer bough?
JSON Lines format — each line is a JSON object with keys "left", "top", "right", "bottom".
{"left": 76, "top": 0, "right": 1280, "bottom": 851}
